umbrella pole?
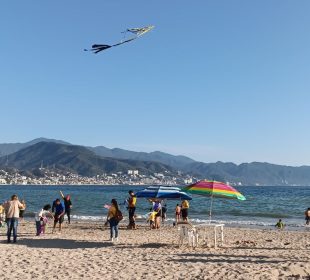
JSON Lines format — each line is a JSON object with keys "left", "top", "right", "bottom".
{"left": 209, "top": 194, "right": 213, "bottom": 223}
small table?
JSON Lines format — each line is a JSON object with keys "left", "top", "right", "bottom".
{"left": 196, "top": 223, "right": 225, "bottom": 248}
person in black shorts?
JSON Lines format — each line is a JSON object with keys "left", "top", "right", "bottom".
{"left": 52, "top": 199, "right": 65, "bottom": 233}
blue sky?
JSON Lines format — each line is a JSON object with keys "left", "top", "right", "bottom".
{"left": 1, "top": 1, "right": 310, "bottom": 166}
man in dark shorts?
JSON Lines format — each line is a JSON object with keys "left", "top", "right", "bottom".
{"left": 52, "top": 199, "right": 65, "bottom": 233}
{"left": 127, "top": 190, "right": 137, "bottom": 229}
{"left": 63, "top": 195, "right": 72, "bottom": 224}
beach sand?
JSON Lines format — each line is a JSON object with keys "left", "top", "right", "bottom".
{"left": 0, "top": 221, "right": 310, "bottom": 280}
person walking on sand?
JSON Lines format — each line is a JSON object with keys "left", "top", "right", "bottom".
{"left": 3, "top": 195, "right": 25, "bottom": 243}
{"left": 175, "top": 203, "right": 181, "bottom": 224}
{"left": 127, "top": 190, "right": 137, "bottom": 229}
{"left": 181, "top": 200, "right": 190, "bottom": 222}
{"left": 52, "top": 199, "right": 65, "bottom": 233}
{"left": 305, "top": 208, "right": 310, "bottom": 225}
{"left": 106, "top": 199, "right": 120, "bottom": 242}
{"left": 60, "top": 191, "right": 72, "bottom": 224}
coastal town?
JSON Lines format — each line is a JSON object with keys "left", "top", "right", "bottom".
{"left": 0, "top": 168, "right": 195, "bottom": 186}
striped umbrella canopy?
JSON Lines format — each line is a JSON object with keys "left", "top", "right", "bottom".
{"left": 183, "top": 180, "right": 246, "bottom": 200}
{"left": 136, "top": 185, "right": 192, "bottom": 200}
{"left": 182, "top": 180, "right": 245, "bottom": 222}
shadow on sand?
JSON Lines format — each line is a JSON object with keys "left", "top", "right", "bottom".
{"left": 10, "top": 238, "right": 114, "bottom": 249}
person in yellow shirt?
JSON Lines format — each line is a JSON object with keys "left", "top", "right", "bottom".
{"left": 181, "top": 200, "right": 189, "bottom": 222}
{"left": 275, "top": 219, "right": 285, "bottom": 230}
{"left": 147, "top": 210, "right": 157, "bottom": 229}
{"left": 107, "top": 199, "right": 120, "bottom": 242}
{"left": 127, "top": 190, "right": 137, "bottom": 229}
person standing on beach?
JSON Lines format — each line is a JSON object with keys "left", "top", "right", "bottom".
{"left": 153, "top": 201, "right": 162, "bottom": 229}
{"left": 181, "top": 200, "right": 189, "bottom": 222}
{"left": 106, "top": 199, "right": 120, "bottom": 242}
{"left": 175, "top": 203, "right": 181, "bottom": 224}
{"left": 305, "top": 208, "right": 310, "bottom": 225}
{"left": 52, "top": 199, "right": 65, "bottom": 233}
{"left": 161, "top": 204, "right": 167, "bottom": 224}
{"left": 127, "top": 190, "right": 137, "bottom": 229}
{"left": 3, "top": 195, "right": 25, "bottom": 243}
{"left": 60, "top": 191, "right": 72, "bottom": 224}
{"left": 35, "top": 204, "right": 54, "bottom": 236}
{"left": 19, "top": 199, "right": 26, "bottom": 221}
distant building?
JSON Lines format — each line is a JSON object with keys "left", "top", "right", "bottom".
{"left": 184, "top": 178, "right": 193, "bottom": 184}
{"left": 128, "top": 170, "right": 139, "bottom": 176}
{"left": 0, "top": 178, "right": 6, "bottom": 184}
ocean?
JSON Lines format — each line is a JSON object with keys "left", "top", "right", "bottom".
{"left": 0, "top": 185, "right": 309, "bottom": 230}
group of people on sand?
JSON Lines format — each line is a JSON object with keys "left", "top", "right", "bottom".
{"left": 0, "top": 192, "right": 72, "bottom": 243}
{"left": 105, "top": 190, "right": 138, "bottom": 242}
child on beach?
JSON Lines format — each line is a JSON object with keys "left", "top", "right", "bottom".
{"left": 153, "top": 201, "right": 162, "bottom": 229}
{"left": 35, "top": 204, "right": 54, "bottom": 236}
{"left": 175, "top": 204, "right": 181, "bottom": 224}
{"left": 19, "top": 199, "right": 26, "bottom": 220}
{"left": 275, "top": 219, "right": 285, "bottom": 229}
{"left": 147, "top": 210, "right": 157, "bottom": 229}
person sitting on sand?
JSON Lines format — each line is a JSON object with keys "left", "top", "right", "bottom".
{"left": 35, "top": 204, "right": 54, "bottom": 236}
{"left": 305, "top": 208, "right": 310, "bottom": 225}
{"left": 106, "top": 199, "right": 120, "bottom": 242}
{"left": 52, "top": 199, "right": 65, "bottom": 233}
{"left": 175, "top": 203, "right": 181, "bottom": 224}
{"left": 275, "top": 219, "right": 285, "bottom": 229}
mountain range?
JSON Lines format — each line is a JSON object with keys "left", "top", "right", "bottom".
{"left": 1, "top": 138, "right": 310, "bottom": 185}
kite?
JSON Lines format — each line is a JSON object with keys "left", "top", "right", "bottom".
{"left": 84, "top": 25, "right": 154, "bottom": 54}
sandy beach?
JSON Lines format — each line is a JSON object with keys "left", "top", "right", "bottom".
{"left": 0, "top": 221, "right": 309, "bottom": 280}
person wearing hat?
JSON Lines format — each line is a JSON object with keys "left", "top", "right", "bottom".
{"left": 127, "top": 190, "right": 137, "bottom": 229}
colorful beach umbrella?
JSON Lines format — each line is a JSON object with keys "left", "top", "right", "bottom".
{"left": 182, "top": 180, "right": 246, "bottom": 222}
{"left": 136, "top": 185, "right": 192, "bottom": 201}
